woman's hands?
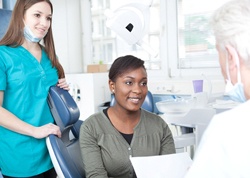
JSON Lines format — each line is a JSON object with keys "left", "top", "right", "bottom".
{"left": 57, "top": 78, "right": 70, "bottom": 90}
{"left": 30, "top": 78, "right": 69, "bottom": 139}
{"left": 32, "top": 123, "right": 62, "bottom": 139}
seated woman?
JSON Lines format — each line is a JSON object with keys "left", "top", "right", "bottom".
{"left": 79, "top": 55, "right": 176, "bottom": 178}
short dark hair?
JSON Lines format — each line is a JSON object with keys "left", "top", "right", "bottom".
{"left": 109, "top": 55, "right": 146, "bottom": 82}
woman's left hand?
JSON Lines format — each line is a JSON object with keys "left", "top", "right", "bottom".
{"left": 57, "top": 78, "right": 70, "bottom": 90}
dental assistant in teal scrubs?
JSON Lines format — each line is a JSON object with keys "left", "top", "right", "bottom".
{"left": 0, "top": 0, "right": 69, "bottom": 177}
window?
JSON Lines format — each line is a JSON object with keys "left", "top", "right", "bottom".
{"left": 168, "top": 0, "right": 231, "bottom": 77}
{"left": 85, "top": 0, "right": 231, "bottom": 78}
{"left": 90, "top": 0, "right": 161, "bottom": 70}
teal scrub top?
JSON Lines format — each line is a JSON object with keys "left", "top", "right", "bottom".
{"left": 0, "top": 45, "right": 58, "bottom": 177}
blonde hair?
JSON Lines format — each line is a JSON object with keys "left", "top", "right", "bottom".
{"left": 211, "top": 0, "right": 250, "bottom": 65}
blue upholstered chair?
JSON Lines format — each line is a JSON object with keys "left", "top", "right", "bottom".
{"left": 46, "top": 86, "right": 85, "bottom": 178}
{"left": 0, "top": 9, "right": 12, "bottom": 40}
{"left": 110, "top": 91, "right": 154, "bottom": 113}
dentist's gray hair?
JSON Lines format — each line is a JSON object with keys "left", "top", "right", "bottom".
{"left": 211, "top": 0, "right": 250, "bottom": 65}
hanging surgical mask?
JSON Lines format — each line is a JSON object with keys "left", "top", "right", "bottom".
{"left": 225, "top": 52, "right": 246, "bottom": 103}
{"left": 23, "top": 25, "right": 42, "bottom": 43}
{"left": 225, "top": 80, "right": 246, "bottom": 103}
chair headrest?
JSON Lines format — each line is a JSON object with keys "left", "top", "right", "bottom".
{"left": 141, "top": 91, "right": 154, "bottom": 112}
{"left": 48, "top": 86, "right": 80, "bottom": 130}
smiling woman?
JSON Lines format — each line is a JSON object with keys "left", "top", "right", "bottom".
{"left": 0, "top": 0, "right": 69, "bottom": 177}
{"left": 23, "top": 3, "right": 51, "bottom": 43}
{"left": 79, "top": 55, "right": 176, "bottom": 178}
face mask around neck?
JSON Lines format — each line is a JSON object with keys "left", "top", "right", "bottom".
{"left": 225, "top": 51, "right": 246, "bottom": 103}
{"left": 225, "top": 80, "right": 246, "bottom": 103}
{"left": 23, "top": 25, "right": 42, "bottom": 43}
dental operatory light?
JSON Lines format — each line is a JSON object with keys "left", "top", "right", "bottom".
{"left": 105, "top": 1, "right": 158, "bottom": 57}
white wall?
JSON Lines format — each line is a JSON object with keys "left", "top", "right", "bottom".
{"left": 148, "top": 78, "right": 225, "bottom": 95}
{"left": 51, "top": 0, "right": 83, "bottom": 73}
{"left": 66, "top": 73, "right": 110, "bottom": 120}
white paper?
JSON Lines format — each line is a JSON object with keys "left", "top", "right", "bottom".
{"left": 130, "top": 152, "right": 192, "bottom": 178}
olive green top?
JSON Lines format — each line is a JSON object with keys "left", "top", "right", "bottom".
{"left": 79, "top": 109, "right": 176, "bottom": 178}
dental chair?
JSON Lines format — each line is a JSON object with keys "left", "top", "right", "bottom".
{"left": 0, "top": 9, "right": 12, "bottom": 40}
{"left": 46, "top": 86, "right": 85, "bottom": 178}
{"left": 110, "top": 91, "right": 154, "bottom": 113}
